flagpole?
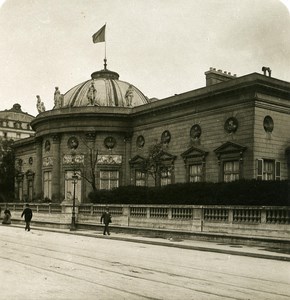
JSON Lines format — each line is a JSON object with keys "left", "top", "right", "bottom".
{"left": 92, "top": 24, "right": 107, "bottom": 69}
{"left": 104, "top": 23, "right": 107, "bottom": 70}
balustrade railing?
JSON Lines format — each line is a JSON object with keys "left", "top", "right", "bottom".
{"left": 2, "top": 203, "right": 62, "bottom": 214}
{"left": 266, "top": 209, "right": 290, "bottom": 224}
{"left": 78, "top": 205, "right": 92, "bottom": 215}
{"left": 204, "top": 208, "right": 229, "bottom": 222}
{"left": 172, "top": 208, "right": 192, "bottom": 219}
{"left": 150, "top": 207, "right": 168, "bottom": 219}
{"left": 130, "top": 207, "right": 147, "bottom": 218}
{"left": 233, "top": 209, "right": 261, "bottom": 223}
{"left": 2, "top": 203, "right": 290, "bottom": 228}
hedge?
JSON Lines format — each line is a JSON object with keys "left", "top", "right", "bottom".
{"left": 88, "top": 180, "right": 290, "bottom": 206}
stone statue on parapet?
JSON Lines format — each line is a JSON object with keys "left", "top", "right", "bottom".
{"left": 87, "top": 81, "right": 98, "bottom": 106}
{"left": 54, "top": 87, "right": 63, "bottom": 109}
{"left": 262, "top": 66, "right": 272, "bottom": 77}
{"left": 125, "top": 85, "right": 134, "bottom": 106}
{"left": 36, "top": 95, "right": 46, "bottom": 113}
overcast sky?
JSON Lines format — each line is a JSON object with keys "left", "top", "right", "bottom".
{"left": 0, "top": 0, "right": 289, "bottom": 116}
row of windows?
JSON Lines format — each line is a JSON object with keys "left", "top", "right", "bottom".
{"left": 135, "top": 159, "right": 281, "bottom": 186}
{"left": 0, "top": 120, "right": 31, "bottom": 130}
{"left": 0, "top": 131, "right": 21, "bottom": 139}
{"left": 43, "top": 170, "right": 120, "bottom": 200}
{"left": 15, "top": 159, "right": 281, "bottom": 201}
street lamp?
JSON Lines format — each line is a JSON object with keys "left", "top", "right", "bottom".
{"left": 70, "top": 149, "right": 79, "bottom": 231}
{"left": 70, "top": 170, "right": 78, "bottom": 231}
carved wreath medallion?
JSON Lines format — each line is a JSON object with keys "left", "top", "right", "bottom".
{"left": 161, "top": 130, "right": 171, "bottom": 144}
{"left": 136, "top": 135, "right": 145, "bottom": 148}
{"left": 68, "top": 136, "right": 79, "bottom": 149}
{"left": 224, "top": 117, "right": 238, "bottom": 133}
{"left": 263, "top": 116, "right": 274, "bottom": 132}
{"left": 104, "top": 136, "right": 116, "bottom": 149}
{"left": 190, "top": 124, "right": 202, "bottom": 139}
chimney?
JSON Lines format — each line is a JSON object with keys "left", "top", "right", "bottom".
{"left": 205, "top": 67, "right": 237, "bottom": 86}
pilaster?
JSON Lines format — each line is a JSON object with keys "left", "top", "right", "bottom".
{"left": 51, "top": 134, "right": 61, "bottom": 201}
{"left": 35, "top": 137, "right": 43, "bottom": 199}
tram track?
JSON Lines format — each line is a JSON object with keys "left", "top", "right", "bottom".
{"left": 1, "top": 232, "right": 289, "bottom": 299}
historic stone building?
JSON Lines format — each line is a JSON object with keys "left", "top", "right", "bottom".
{"left": 12, "top": 63, "right": 290, "bottom": 203}
{"left": 0, "top": 104, "right": 34, "bottom": 141}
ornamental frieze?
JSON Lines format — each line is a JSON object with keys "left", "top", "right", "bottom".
{"left": 63, "top": 154, "right": 85, "bottom": 165}
{"left": 43, "top": 157, "right": 53, "bottom": 167}
{"left": 97, "top": 155, "right": 122, "bottom": 165}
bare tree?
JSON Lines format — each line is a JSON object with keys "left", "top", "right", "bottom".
{"left": 140, "top": 141, "right": 175, "bottom": 187}
{"left": 0, "top": 138, "right": 15, "bottom": 200}
{"left": 72, "top": 135, "right": 99, "bottom": 193}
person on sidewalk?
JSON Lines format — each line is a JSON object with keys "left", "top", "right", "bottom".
{"left": 2, "top": 208, "right": 11, "bottom": 225}
{"left": 21, "top": 204, "right": 33, "bottom": 231}
{"left": 100, "top": 208, "right": 112, "bottom": 235}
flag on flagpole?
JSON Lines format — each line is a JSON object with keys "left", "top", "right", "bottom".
{"left": 92, "top": 24, "right": 106, "bottom": 43}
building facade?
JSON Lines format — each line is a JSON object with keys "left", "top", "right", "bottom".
{"left": 0, "top": 104, "right": 34, "bottom": 141}
{"left": 12, "top": 65, "right": 290, "bottom": 203}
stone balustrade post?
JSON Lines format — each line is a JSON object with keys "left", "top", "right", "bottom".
{"left": 168, "top": 207, "right": 172, "bottom": 219}
{"left": 261, "top": 208, "right": 267, "bottom": 224}
{"left": 228, "top": 208, "right": 233, "bottom": 224}
{"left": 193, "top": 207, "right": 203, "bottom": 231}
{"left": 146, "top": 207, "right": 150, "bottom": 219}
{"left": 123, "top": 206, "right": 130, "bottom": 226}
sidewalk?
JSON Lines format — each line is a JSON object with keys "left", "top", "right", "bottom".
{"left": 7, "top": 223, "right": 290, "bottom": 262}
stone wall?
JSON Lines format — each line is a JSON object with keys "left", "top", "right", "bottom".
{"left": 3, "top": 203, "right": 289, "bottom": 239}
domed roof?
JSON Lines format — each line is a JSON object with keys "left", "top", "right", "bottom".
{"left": 62, "top": 64, "right": 149, "bottom": 108}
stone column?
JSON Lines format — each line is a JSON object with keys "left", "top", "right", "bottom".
{"left": 34, "top": 137, "right": 43, "bottom": 200}
{"left": 51, "top": 134, "right": 61, "bottom": 202}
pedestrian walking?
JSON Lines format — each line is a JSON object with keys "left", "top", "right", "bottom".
{"left": 100, "top": 207, "right": 112, "bottom": 235}
{"left": 2, "top": 208, "right": 11, "bottom": 225}
{"left": 21, "top": 204, "right": 33, "bottom": 231}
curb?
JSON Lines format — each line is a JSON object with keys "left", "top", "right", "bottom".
{"left": 6, "top": 224, "right": 290, "bottom": 262}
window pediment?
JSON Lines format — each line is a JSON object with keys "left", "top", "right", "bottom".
{"left": 26, "top": 170, "right": 35, "bottom": 180}
{"left": 214, "top": 141, "right": 247, "bottom": 155}
{"left": 181, "top": 146, "right": 208, "bottom": 162}
{"left": 159, "top": 151, "right": 177, "bottom": 162}
{"left": 129, "top": 155, "right": 146, "bottom": 166}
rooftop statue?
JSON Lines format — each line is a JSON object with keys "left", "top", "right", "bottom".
{"left": 54, "top": 87, "right": 63, "bottom": 109}
{"left": 36, "top": 95, "right": 46, "bottom": 113}
{"left": 87, "top": 81, "right": 98, "bottom": 106}
{"left": 125, "top": 85, "right": 134, "bottom": 106}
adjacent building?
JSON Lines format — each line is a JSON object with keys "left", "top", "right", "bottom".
{"left": 0, "top": 103, "right": 34, "bottom": 141}
{"left": 12, "top": 63, "right": 290, "bottom": 203}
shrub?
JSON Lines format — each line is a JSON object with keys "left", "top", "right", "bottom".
{"left": 87, "top": 180, "right": 290, "bottom": 206}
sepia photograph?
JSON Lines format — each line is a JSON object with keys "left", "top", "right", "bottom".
{"left": 0, "top": 0, "right": 290, "bottom": 299}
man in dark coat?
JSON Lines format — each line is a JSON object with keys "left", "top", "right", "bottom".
{"left": 100, "top": 208, "right": 111, "bottom": 235}
{"left": 21, "top": 204, "right": 33, "bottom": 231}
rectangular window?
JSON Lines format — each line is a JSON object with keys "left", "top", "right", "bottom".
{"left": 189, "top": 164, "right": 203, "bottom": 182}
{"left": 65, "top": 171, "right": 82, "bottom": 201}
{"left": 135, "top": 170, "right": 146, "bottom": 186}
{"left": 161, "top": 168, "right": 171, "bottom": 186}
{"left": 43, "top": 171, "right": 52, "bottom": 199}
{"left": 100, "top": 170, "right": 119, "bottom": 190}
{"left": 223, "top": 160, "right": 239, "bottom": 182}
{"left": 263, "top": 160, "right": 274, "bottom": 180}
{"left": 256, "top": 159, "right": 280, "bottom": 180}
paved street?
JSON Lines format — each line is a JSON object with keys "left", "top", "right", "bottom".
{"left": 0, "top": 226, "right": 290, "bottom": 300}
